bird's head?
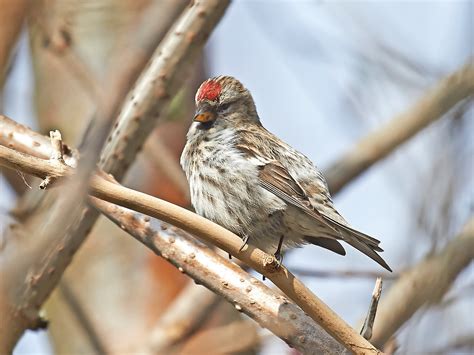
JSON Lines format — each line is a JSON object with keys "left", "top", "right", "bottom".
{"left": 193, "top": 76, "right": 259, "bottom": 130}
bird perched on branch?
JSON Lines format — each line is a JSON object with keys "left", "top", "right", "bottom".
{"left": 180, "top": 76, "right": 391, "bottom": 271}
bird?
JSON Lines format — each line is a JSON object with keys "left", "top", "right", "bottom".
{"left": 180, "top": 76, "right": 391, "bottom": 271}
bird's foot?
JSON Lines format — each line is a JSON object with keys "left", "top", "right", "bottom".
{"left": 228, "top": 253, "right": 232, "bottom": 260}
{"left": 273, "top": 251, "right": 283, "bottom": 269}
{"left": 238, "top": 234, "right": 249, "bottom": 252}
{"left": 273, "top": 235, "right": 285, "bottom": 268}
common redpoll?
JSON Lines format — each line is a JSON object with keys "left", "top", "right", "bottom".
{"left": 180, "top": 76, "right": 391, "bottom": 271}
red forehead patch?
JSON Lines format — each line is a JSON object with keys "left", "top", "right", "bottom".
{"left": 197, "top": 80, "right": 222, "bottom": 102}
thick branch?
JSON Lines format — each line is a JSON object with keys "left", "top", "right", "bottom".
{"left": 91, "top": 197, "right": 344, "bottom": 354}
{"left": 0, "top": 144, "right": 379, "bottom": 354}
{"left": 325, "top": 60, "right": 474, "bottom": 194}
{"left": 0, "top": 1, "right": 229, "bottom": 351}
{"left": 370, "top": 218, "right": 474, "bottom": 347}
{"left": 99, "top": 0, "right": 230, "bottom": 180}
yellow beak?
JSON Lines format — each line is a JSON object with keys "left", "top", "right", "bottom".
{"left": 193, "top": 110, "right": 216, "bottom": 123}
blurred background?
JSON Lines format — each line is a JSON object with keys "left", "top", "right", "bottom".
{"left": 1, "top": 0, "right": 472, "bottom": 354}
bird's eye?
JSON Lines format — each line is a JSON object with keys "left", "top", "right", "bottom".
{"left": 219, "top": 102, "right": 231, "bottom": 112}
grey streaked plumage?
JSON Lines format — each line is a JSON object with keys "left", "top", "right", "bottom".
{"left": 180, "top": 76, "right": 391, "bottom": 271}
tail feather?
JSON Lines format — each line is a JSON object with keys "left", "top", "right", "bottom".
{"left": 320, "top": 214, "right": 391, "bottom": 271}
{"left": 344, "top": 238, "right": 392, "bottom": 272}
{"left": 305, "top": 236, "right": 346, "bottom": 256}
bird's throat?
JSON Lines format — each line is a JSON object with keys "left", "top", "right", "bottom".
{"left": 196, "top": 120, "right": 215, "bottom": 130}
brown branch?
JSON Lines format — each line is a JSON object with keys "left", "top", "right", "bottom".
{"left": 0, "top": 113, "right": 78, "bottom": 216}
{"left": 0, "top": 114, "right": 341, "bottom": 353}
{"left": 0, "top": 1, "right": 229, "bottom": 351}
{"left": 325, "top": 60, "right": 474, "bottom": 194}
{"left": 370, "top": 218, "right": 474, "bottom": 347}
{"left": 0, "top": 96, "right": 116, "bottom": 349}
{"left": 92, "top": 177, "right": 381, "bottom": 353}
{"left": 0, "top": 114, "right": 78, "bottom": 166}
{"left": 0, "top": 143, "right": 72, "bottom": 179}
{"left": 0, "top": 144, "right": 378, "bottom": 353}
{"left": 90, "top": 197, "right": 344, "bottom": 354}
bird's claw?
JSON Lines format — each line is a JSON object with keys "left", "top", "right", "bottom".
{"left": 273, "top": 234, "right": 285, "bottom": 268}
{"left": 273, "top": 251, "right": 283, "bottom": 268}
{"left": 239, "top": 234, "right": 249, "bottom": 252}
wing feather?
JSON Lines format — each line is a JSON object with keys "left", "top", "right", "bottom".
{"left": 258, "top": 161, "right": 391, "bottom": 271}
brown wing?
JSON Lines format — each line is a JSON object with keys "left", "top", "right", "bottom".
{"left": 258, "top": 162, "right": 326, "bottom": 223}
{"left": 258, "top": 161, "right": 391, "bottom": 271}
{"left": 258, "top": 162, "right": 345, "bottom": 254}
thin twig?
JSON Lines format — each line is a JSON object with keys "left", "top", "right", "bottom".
{"left": 360, "top": 277, "right": 383, "bottom": 340}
